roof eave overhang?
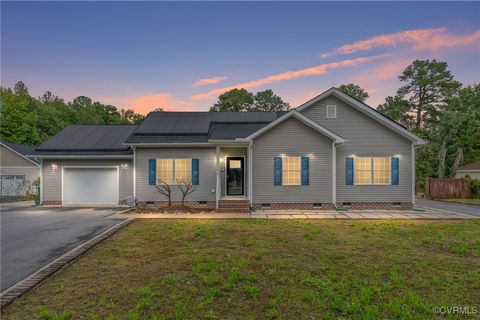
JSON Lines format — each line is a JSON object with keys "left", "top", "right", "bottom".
{"left": 124, "top": 143, "right": 213, "bottom": 147}
{"left": 26, "top": 155, "right": 133, "bottom": 159}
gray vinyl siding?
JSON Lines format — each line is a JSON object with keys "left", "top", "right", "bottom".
{"left": 135, "top": 147, "right": 216, "bottom": 202}
{"left": 0, "top": 167, "right": 39, "bottom": 181}
{"left": 1, "top": 145, "right": 37, "bottom": 167}
{"left": 252, "top": 117, "right": 333, "bottom": 203}
{"left": 220, "top": 148, "right": 248, "bottom": 197}
{"left": 301, "top": 96, "right": 412, "bottom": 202}
{"left": 42, "top": 159, "right": 133, "bottom": 202}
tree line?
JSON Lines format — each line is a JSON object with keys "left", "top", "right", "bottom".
{"left": 0, "top": 82, "right": 145, "bottom": 145}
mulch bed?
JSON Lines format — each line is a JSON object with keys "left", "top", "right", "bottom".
{"left": 135, "top": 205, "right": 215, "bottom": 214}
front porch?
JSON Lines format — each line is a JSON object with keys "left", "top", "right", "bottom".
{"left": 214, "top": 144, "right": 252, "bottom": 210}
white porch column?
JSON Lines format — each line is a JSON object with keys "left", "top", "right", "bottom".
{"left": 215, "top": 145, "right": 221, "bottom": 208}
{"left": 248, "top": 141, "right": 253, "bottom": 205}
{"left": 332, "top": 142, "right": 336, "bottom": 207}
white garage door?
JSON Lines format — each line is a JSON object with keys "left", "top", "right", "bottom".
{"left": 63, "top": 168, "right": 118, "bottom": 205}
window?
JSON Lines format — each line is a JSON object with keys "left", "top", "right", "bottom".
{"left": 354, "top": 157, "right": 372, "bottom": 185}
{"left": 174, "top": 159, "right": 192, "bottom": 184}
{"left": 282, "top": 156, "right": 301, "bottom": 185}
{"left": 373, "top": 157, "right": 391, "bottom": 185}
{"left": 156, "top": 158, "right": 191, "bottom": 185}
{"left": 354, "top": 157, "right": 391, "bottom": 185}
{"left": 156, "top": 159, "right": 174, "bottom": 184}
{"left": 326, "top": 105, "right": 337, "bottom": 119}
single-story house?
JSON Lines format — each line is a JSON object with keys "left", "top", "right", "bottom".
{"left": 455, "top": 161, "right": 480, "bottom": 180}
{"left": 1, "top": 142, "right": 40, "bottom": 198}
{"left": 29, "top": 88, "right": 425, "bottom": 210}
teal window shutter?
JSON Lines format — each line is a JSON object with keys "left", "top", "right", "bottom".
{"left": 192, "top": 159, "right": 199, "bottom": 185}
{"left": 149, "top": 159, "right": 156, "bottom": 185}
{"left": 301, "top": 156, "right": 309, "bottom": 185}
{"left": 274, "top": 157, "right": 282, "bottom": 186}
{"left": 346, "top": 157, "right": 354, "bottom": 185}
{"left": 391, "top": 157, "right": 399, "bottom": 185}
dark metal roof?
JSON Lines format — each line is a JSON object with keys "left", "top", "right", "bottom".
{"left": 134, "top": 111, "right": 287, "bottom": 135}
{"left": 36, "top": 125, "right": 137, "bottom": 152}
{"left": 458, "top": 161, "right": 480, "bottom": 171}
{"left": 208, "top": 123, "right": 269, "bottom": 140}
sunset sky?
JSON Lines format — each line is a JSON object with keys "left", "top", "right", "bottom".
{"left": 1, "top": 2, "right": 479, "bottom": 114}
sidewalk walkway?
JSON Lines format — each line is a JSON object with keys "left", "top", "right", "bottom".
{"left": 112, "top": 206, "right": 479, "bottom": 220}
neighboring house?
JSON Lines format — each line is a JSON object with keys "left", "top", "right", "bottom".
{"left": 455, "top": 161, "right": 480, "bottom": 179}
{"left": 29, "top": 88, "right": 424, "bottom": 210}
{"left": 0, "top": 142, "right": 40, "bottom": 198}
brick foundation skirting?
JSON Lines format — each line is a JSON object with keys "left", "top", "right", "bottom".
{"left": 42, "top": 200, "right": 62, "bottom": 205}
{"left": 137, "top": 201, "right": 216, "bottom": 209}
{"left": 253, "top": 203, "right": 335, "bottom": 210}
{"left": 336, "top": 202, "right": 413, "bottom": 210}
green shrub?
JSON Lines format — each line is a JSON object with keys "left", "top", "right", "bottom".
{"left": 470, "top": 178, "right": 480, "bottom": 199}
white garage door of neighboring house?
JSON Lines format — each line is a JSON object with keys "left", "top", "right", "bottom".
{"left": 63, "top": 167, "right": 118, "bottom": 205}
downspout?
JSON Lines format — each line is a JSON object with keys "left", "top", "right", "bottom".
{"left": 40, "top": 158, "right": 44, "bottom": 205}
{"left": 412, "top": 143, "right": 415, "bottom": 206}
{"left": 332, "top": 142, "right": 336, "bottom": 208}
{"left": 133, "top": 146, "right": 136, "bottom": 199}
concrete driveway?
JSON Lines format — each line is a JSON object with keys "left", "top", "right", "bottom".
{"left": 416, "top": 199, "right": 480, "bottom": 217}
{"left": 0, "top": 203, "right": 128, "bottom": 291}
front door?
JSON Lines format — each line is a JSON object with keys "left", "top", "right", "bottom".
{"left": 226, "top": 157, "right": 244, "bottom": 196}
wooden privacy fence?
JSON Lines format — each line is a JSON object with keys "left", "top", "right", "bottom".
{"left": 424, "top": 177, "right": 471, "bottom": 199}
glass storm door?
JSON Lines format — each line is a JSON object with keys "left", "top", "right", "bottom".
{"left": 226, "top": 157, "right": 244, "bottom": 196}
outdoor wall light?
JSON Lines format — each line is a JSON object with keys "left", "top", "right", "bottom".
{"left": 51, "top": 164, "right": 58, "bottom": 171}
{"left": 121, "top": 163, "right": 128, "bottom": 170}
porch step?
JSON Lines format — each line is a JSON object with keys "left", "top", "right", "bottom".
{"left": 216, "top": 208, "right": 250, "bottom": 213}
{"left": 217, "top": 198, "right": 250, "bottom": 213}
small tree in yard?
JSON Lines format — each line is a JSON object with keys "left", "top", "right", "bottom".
{"left": 177, "top": 179, "right": 197, "bottom": 206}
{"left": 155, "top": 180, "right": 172, "bottom": 206}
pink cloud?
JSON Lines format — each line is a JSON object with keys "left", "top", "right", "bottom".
{"left": 191, "top": 55, "right": 385, "bottom": 100}
{"left": 193, "top": 76, "right": 228, "bottom": 86}
{"left": 101, "top": 93, "right": 198, "bottom": 115}
{"left": 321, "top": 27, "right": 480, "bottom": 58}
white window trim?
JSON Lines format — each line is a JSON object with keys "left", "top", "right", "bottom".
{"left": 354, "top": 157, "right": 392, "bottom": 186}
{"left": 326, "top": 105, "right": 337, "bottom": 119}
{"left": 282, "top": 155, "right": 301, "bottom": 186}
{"left": 156, "top": 158, "right": 192, "bottom": 185}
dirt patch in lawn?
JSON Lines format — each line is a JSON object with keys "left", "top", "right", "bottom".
{"left": 2, "top": 220, "right": 480, "bottom": 319}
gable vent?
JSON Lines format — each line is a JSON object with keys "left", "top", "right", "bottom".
{"left": 326, "top": 105, "right": 337, "bottom": 119}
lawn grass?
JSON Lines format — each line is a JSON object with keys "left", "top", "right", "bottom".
{"left": 2, "top": 219, "right": 480, "bottom": 320}
{"left": 443, "top": 198, "right": 480, "bottom": 205}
